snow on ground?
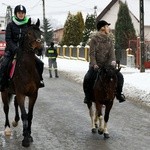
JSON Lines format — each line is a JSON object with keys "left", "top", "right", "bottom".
{"left": 42, "top": 57, "right": 150, "bottom": 108}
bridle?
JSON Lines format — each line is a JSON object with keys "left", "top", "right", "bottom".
{"left": 96, "top": 67, "right": 117, "bottom": 100}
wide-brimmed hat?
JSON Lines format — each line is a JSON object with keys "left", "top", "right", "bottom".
{"left": 97, "top": 20, "right": 111, "bottom": 31}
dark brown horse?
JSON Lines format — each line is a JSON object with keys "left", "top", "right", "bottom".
{"left": 1, "top": 18, "right": 42, "bottom": 147}
{"left": 88, "top": 64, "right": 120, "bottom": 138}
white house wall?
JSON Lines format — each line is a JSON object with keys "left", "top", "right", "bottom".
{"left": 145, "top": 26, "right": 150, "bottom": 40}
{"left": 100, "top": 1, "right": 150, "bottom": 40}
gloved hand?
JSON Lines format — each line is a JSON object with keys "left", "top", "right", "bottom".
{"left": 94, "top": 64, "right": 99, "bottom": 70}
{"left": 111, "top": 61, "right": 116, "bottom": 68}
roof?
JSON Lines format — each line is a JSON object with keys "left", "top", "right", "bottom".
{"left": 96, "top": 0, "right": 118, "bottom": 23}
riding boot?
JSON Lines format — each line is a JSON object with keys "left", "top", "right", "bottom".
{"left": 116, "top": 87, "right": 126, "bottom": 103}
{"left": 116, "top": 72, "right": 126, "bottom": 103}
{"left": 55, "top": 69, "right": 59, "bottom": 78}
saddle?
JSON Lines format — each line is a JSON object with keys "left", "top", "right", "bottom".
{"left": 10, "top": 56, "right": 17, "bottom": 78}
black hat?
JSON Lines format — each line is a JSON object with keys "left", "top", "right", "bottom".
{"left": 50, "top": 42, "right": 54, "bottom": 46}
{"left": 14, "top": 5, "right": 26, "bottom": 15}
{"left": 97, "top": 20, "right": 111, "bottom": 31}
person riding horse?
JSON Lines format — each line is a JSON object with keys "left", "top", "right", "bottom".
{"left": 83, "top": 20, "right": 126, "bottom": 104}
{"left": 0, "top": 5, "right": 44, "bottom": 91}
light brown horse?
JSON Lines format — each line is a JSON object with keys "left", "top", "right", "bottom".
{"left": 1, "top": 18, "right": 42, "bottom": 147}
{"left": 88, "top": 64, "right": 120, "bottom": 138}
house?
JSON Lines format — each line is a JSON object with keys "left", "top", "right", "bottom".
{"left": 0, "top": 16, "right": 6, "bottom": 30}
{"left": 96, "top": 0, "right": 150, "bottom": 66}
{"left": 96, "top": 0, "right": 150, "bottom": 40}
{"left": 53, "top": 28, "right": 64, "bottom": 44}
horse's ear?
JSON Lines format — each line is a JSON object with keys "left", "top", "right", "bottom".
{"left": 36, "top": 19, "right": 40, "bottom": 27}
{"left": 115, "top": 67, "right": 121, "bottom": 73}
{"left": 27, "top": 18, "right": 31, "bottom": 26}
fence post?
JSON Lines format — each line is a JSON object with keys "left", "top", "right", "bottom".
{"left": 63, "top": 45, "right": 67, "bottom": 58}
{"left": 69, "top": 45, "right": 74, "bottom": 58}
{"left": 77, "top": 45, "right": 81, "bottom": 59}
{"left": 85, "top": 45, "right": 90, "bottom": 61}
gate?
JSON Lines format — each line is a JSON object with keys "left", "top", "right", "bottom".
{"left": 129, "top": 38, "right": 150, "bottom": 68}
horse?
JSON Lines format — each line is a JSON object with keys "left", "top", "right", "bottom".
{"left": 1, "top": 18, "right": 42, "bottom": 147}
{"left": 87, "top": 64, "right": 120, "bottom": 139}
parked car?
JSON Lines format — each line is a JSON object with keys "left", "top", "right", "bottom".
{"left": 0, "top": 30, "right": 6, "bottom": 58}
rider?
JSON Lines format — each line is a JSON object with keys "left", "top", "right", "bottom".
{"left": 0, "top": 5, "right": 44, "bottom": 91}
{"left": 83, "top": 20, "right": 126, "bottom": 104}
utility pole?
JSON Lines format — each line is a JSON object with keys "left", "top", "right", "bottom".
{"left": 139, "top": 0, "right": 145, "bottom": 72}
{"left": 94, "top": 6, "right": 97, "bottom": 18}
{"left": 42, "top": 0, "right": 46, "bottom": 47}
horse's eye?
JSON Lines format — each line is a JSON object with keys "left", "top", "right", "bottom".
{"left": 28, "top": 32, "right": 31, "bottom": 36}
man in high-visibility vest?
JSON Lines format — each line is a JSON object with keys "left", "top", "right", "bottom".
{"left": 45, "top": 42, "right": 59, "bottom": 78}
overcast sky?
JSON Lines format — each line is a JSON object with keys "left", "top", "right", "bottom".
{"left": 0, "top": 0, "right": 150, "bottom": 28}
{"left": 0, "top": 0, "right": 112, "bottom": 28}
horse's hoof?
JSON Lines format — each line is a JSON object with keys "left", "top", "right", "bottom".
{"left": 91, "top": 128, "right": 97, "bottom": 133}
{"left": 95, "top": 124, "right": 98, "bottom": 128}
{"left": 28, "top": 135, "right": 33, "bottom": 142}
{"left": 4, "top": 126, "right": 11, "bottom": 136}
{"left": 12, "top": 120, "right": 18, "bottom": 127}
{"left": 98, "top": 129, "right": 103, "bottom": 135}
{"left": 22, "top": 137, "right": 30, "bottom": 147}
{"left": 104, "top": 133, "right": 110, "bottom": 139}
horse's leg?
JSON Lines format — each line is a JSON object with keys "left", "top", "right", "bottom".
{"left": 89, "top": 103, "right": 97, "bottom": 133}
{"left": 27, "top": 93, "right": 38, "bottom": 142}
{"left": 96, "top": 104, "right": 104, "bottom": 135}
{"left": 1, "top": 92, "right": 12, "bottom": 136}
{"left": 94, "top": 110, "right": 99, "bottom": 128}
{"left": 103, "top": 102, "right": 113, "bottom": 138}
{"left": 16, "top": 94, "right": 30, "bottom": 147}
{"left": 12, "top": 96, "right": 20, "bottom": 127}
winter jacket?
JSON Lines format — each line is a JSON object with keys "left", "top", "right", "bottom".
{"left": 45, "top": 46, "right": 58, "bottom": 59}
{"left": 5, "top": 18, "right": 29, "bottom": 53}
{"left": 89, "top": 32, "right": 116, "bottom": 67}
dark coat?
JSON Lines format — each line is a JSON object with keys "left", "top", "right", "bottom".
{"left": 5, "top": 21, "right": 28, "bottom": 53}
{"left": 89, "top": 32, "right": 116, "bottom": 67}
{"left": 45, "top": 46, "right": 58, "bottom": 59}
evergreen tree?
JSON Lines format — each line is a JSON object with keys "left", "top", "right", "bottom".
{"left": 42, "top": 18, "right": 53, "bottom": 46}
{"left": 82, "top": 14, "right": 96, "bottom": 46}
{"left": 115, "top": 1, "right": 136, "bottom": 60}
{"left": 61, "top": 11, "right": 84, "bottom": 46}
{"left": 76, "top": 12, "right": 84, "bottom": 43}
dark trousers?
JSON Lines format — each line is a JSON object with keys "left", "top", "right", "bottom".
{"left": 83, "top": 67, "right": 97, "bottom": 100}
{"left": 48, "top": 58, "right": 57, "bottom": 70}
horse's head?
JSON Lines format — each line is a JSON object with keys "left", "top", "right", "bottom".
{"left": 25, "top": 18, "right": 42, "bottom": 51}
{"left": 98, "top": 65, "right": 119, "bottom": 100}
{"left": 100, "top": 65, "right": 119, "bottom": 80}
